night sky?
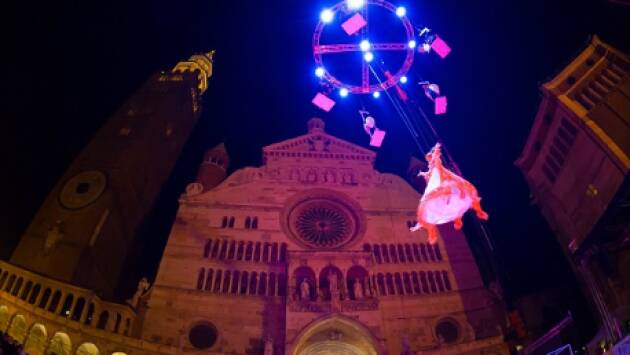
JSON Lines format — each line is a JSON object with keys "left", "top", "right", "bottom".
{"left": 3, "top": 0, "right": 629, "bottom": 333}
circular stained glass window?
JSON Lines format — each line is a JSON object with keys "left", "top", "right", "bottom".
{"left": 282, "top": 190, "right": 365, "bottom": 249}
{"left": 435, "top": 319, "right": 459, "bottom": 344}
{"left": 189, "top": 323, "right": 218, "bottom": 349}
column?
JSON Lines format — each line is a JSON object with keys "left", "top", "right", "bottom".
{"left": 67, "top": 295, "right": 78, "bottom": 318}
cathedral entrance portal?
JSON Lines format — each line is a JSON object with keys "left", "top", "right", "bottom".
{"left": 291, "top": 315, "right": 380, "bottom": 355}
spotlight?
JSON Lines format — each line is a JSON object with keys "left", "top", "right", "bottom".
{"left": 320, "top": 9, "right": 334, "bottom": 23}
{"left": 363, "top": 51, "right": 374, "bottom": 62}
{"left": 373, "top": 91, "right": 381, "bottom": 98}
{"left": 347, "top": 0, "right": 364, "bottom": 9}
{"left": 400, "top": 76, "right": 408, "bottom": 84}
{"left": 359, "top": 39, "right": 371, "bottom": 52}
{"left": 396, "top": 6, "right": 406, "bottom": 17}
{"left": 315, "top": 67, "right": 325, "bottom": 78}
{"left": 340, "top": 88, "right": 349, "bottom": 97}
{"left": 422, "top": 42, "right": 431, "bottom": 52}
{"left": 408, "top": 40, "right": 417, "bottom": 49}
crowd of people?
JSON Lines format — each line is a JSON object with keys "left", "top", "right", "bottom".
{"left": 0, "top": 332, "right": 27, "bottom": 355}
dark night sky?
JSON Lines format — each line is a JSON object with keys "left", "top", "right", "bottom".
{"left": 2, "top": 0, "right": 629, "bottom": 327}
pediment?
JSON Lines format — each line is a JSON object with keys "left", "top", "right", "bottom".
{"left": 263, "top": 132, "right": 376, "bottom": 163}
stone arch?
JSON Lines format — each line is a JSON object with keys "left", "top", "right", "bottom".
{"left": 46, "top": 332, "right": 72, "bottom": 355}
{"left": 24, "top": 323, "right": 48, "bottom": 355}
{"left": 76, "top": 342, "right": 100, "bottom": 355}
{"left": 346, "top": 265, "right": 369, "bottom": 300}
{"left": 289, "top": 314, "right": 382, "bottom": 355}
{"left": 293, "top": 266, "right": 316, "bottom": 301}
{"left": 318, "top": 265, "right": 343, "bottom": 301}
{"left": 0, "top": 305, "right": 9, "bottom": 331}
{"left": 8, "top": 313, "right": 28, "bottom": 343}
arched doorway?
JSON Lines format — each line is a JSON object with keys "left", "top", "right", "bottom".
{"left": 291, "top": 315, "right": 381, "bottom": 355}
{"left": 46, "top": 332, "right": 72, "bottom": 355}
{"left": 24, "top": 323, "right": 48, "bottom": 355}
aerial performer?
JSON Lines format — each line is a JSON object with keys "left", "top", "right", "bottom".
{"left": 359, "top": 110, "right": 386, "bottom": 147}
{"left": 410, "top": 143, "right": 488, "bottom": 244}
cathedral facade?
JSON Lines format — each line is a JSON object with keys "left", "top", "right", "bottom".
{"left": 0, "top": 53, "right": 507, "bottom": 354}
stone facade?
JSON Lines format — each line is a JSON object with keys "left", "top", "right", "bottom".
{"left": 140, "top": 118, "right": 507, "bottom": 354}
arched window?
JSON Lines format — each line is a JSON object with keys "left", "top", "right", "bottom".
{"left": 405, "top": 244, "right": 414, "bottom": 262}
{"left": 374, "top": 244, "right": 382, "bottom": 264}
{"left": 0, "top": 271, "right": 7, "bottom": 289}
{"left": 377, "top": 274, "right": 386, "bottom": 296}
{"left": 4, "top": 274, "right": 15, "bottom": 291}
{"left": 245, "top": 216, "right": 251, "bottom": 229}
{"left": 219, "top": 240, "right": 228, "bottom": 260}
{"left": 389, "top": 245, "right": 398, "bottom": 263}
{"left": 428, "top": 271, "right": 437, "bottom": 292}
{"left": 271, "top": 243, "right": 279, "bottom": 263}
{"left": 114, "top": 313, "right": 122, "bottom": 333}
{"left": 20, "top": 280, "right": 32, "bottom": 300}
{"left": 11, "top": 277, "right": 23, "bottom": 296}
{"left": 85, "top": 303, "right": 95, "bottom": 325}
{"left": 280, "top": 243, "right": 288, "bottom": 263}
{"left": 442, "top": 271, "right": 452, "bottom": 291}
{"left": 398, "top": 245, "right": 406, "bottom": 263}
{"left": 60, "top": 294, "right": 74, "bottom": 316}
{"left": 259, "top": 273, "right": 267, "bottom": 296}
{"left": 228, "top": 217, "right": 235, "bottom": 228}
{"left": 227, "top": 240, "right": 236, "bottom": 260}
{"left": 72, "top": 298, "right": 86, "bottom": 321}
{"left": 249, "top": 272, "right": 258, "bottom": 295}
{"left": 268, "top": 272, "right": 277, "bottom": 296}
{"left": 420, "top": 244, "right": 429, "bottom": 262}
{"left": 197, "top": 269, "right": 205, "bottom": 290}
{"left": 124, "top": 318, "right": 131, "bottom": 335}
{"left": 211, "top": 240, "right": 220, "bottom": 259}
{"left": 237, "top": 241, "right": 245, "bottom": 260}
{"left": 205, "top": 269, "right": 214, "bottom": 291}
{"left": 420, "top": 271, "right": 429, "bottom": 293}
{"left": 230, "top": 271, "right": 240, "bottom": 294}
{"left": 262, "top": 243, "right": 270, "bottom": 263}
{"left": 381, "top": 244, "right": 390, "bottom": 263}
{"left": 204, "top": 240, "right": 212, "bottom": 258}
{"left": 252, "top": 217, "right": 258, "bottom": 229}
{"left": 386, "top": 274, "right": 395, "bottom": 295}
{"left": 221, "top": 217, "right": 228, "bottom": 228}
{"left": 436, "top": 271, "right": 445, "bottom": 292}
{"left": 413, "top": 244, "right": 421, "bottom": 262}
{"left": 48, "top": 290, "right": 61, "bottom": 312}
{"left": 254, "top": 242, "right": 261, "bottom": 262}
{"left": 412, "top": 272, "right": 421, "bottom": 294}
{"left": 222, "top": 271, "right": 231, "bottom": 293}
{"left": 28, "top": 284, "right": 41, "bottom": 304}
{"left": 240, "top": 272, "right": 249, "bottom": 294}
{"left": 97, "top": 311, "right": 109, "bottom": 329}
{"left": 403, "top": 273, "right": 412, "bottom": 294}
{"left": 394, "top": 273, "right": 404, "bottom": 294}
{"left": 434, "top": 244, "right": 443, "bottom": 261}
{"left": 245, "top": 242, "right": 253, "bottom": 261}
{"left": 38, "top": 288, "right": 51, "bottom": 308}
{"left": 213, "top": 270, "right": 223, "bottom": 293}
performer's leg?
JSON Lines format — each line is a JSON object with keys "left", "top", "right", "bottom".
{"left": 454, "top": 217, "right": 463, "bottom": 230}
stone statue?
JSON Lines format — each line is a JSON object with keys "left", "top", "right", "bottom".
{"left": 353, "top": 279, "right": 363, "bottom": 300}
{"left": 127, "top": 277, "right": 150, "bottom": 308}
{"left": 44, "top": 220, "right": 64, "bottom": 254}
{"left": 264, "top": 338, "right": 273, "bottom": 355}
{"left": 300, "top": 279, "right": 311, "bottom": 301}
{"left": 328, "top": 271, "right": 338, "bottom": 297}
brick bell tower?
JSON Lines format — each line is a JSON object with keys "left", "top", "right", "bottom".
{"left": 10, "top": 52, "right": 215, "bottom": 299}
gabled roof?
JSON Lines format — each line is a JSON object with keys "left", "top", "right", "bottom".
{"left": 262, "top": 118, "right": 376, "bottom": 165}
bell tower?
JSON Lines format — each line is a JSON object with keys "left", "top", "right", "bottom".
{"left": 10, "top": 52, "right": 215, "bottom": 299}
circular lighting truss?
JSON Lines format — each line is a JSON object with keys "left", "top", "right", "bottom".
{"left": 313, "top": 0, "right": 416, "bottom": 95}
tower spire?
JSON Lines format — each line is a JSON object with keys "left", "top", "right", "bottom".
{"left": 172, "top": 50, "right": 215, "bottom": 94}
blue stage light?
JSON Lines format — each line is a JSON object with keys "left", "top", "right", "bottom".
{"left": 315, "top": 67, "right": 325, "bottom": 78}
{"left": 360, "top": 39, "right": 371, "bottom": 52}
{"left": 400, "top": 76, "right": 408, "bottom": 84}
{"left": 396, "top": 6, "right": 406, "bottom": 17}
{"left": 373, "top": 91, "right": 381, "bottom": 98}
{"left": 340, "top": 88, "right": 349, "bottom": 97}
{"left": 363, "top": 52, "right": 374, "bottom": 62}
{"left": 408, "top": 40, "right": 417, "bottom": 49}
{"left": 320, "top": 9, "right": 334, "bottom": 23}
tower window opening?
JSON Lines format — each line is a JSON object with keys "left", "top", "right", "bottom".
{"left": 76, "top": 182, "right": 90, "bottom": 194}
